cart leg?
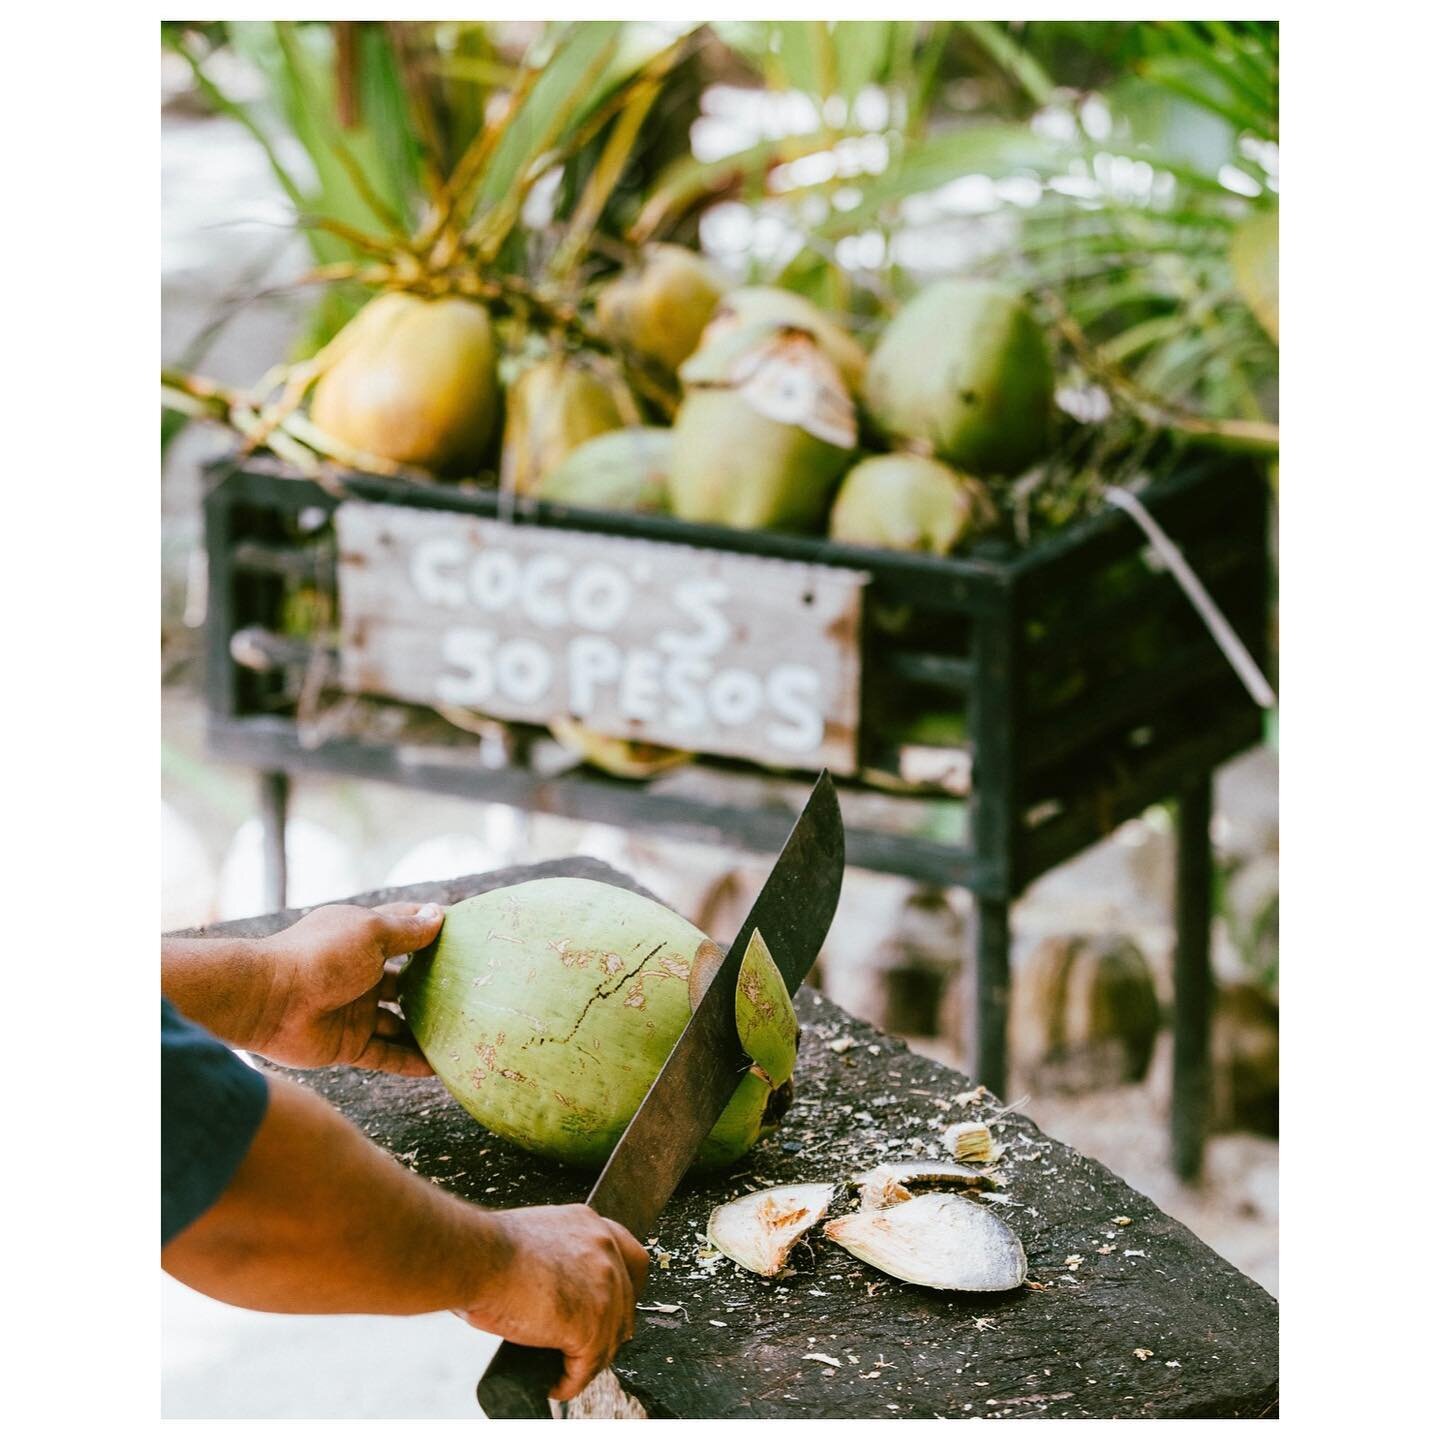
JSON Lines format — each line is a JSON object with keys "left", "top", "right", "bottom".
{"left": 259, "top": 769, "right": 290, "bottom": 914}
{"left": 974, "top": 897, "right": 1011, "bottom": 1095}
{"left": 1171, "top": 776, "right": 1213, "bottom": 1181}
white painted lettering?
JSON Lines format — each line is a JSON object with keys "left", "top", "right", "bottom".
{"left": 568, "top": 635, "right": 623, "bottom": 714}
{"left": 435, "top": 627, "right": 495, "bottom": 705}
{"left": 496, "top": 638, "right": 553, "bottom": 705}
{"left": 766, "top": 664, "right": 825, "bottom": 753}
{"left": 470, "top": 549, "right": 520, "bottom": 611}
{"left": 569, "top": 564, "right": 631, "bottom": 631}
{"left": 709, "top": 667, "right": 764, "bottom": 727}
{"left": 658, "top": 577, "right": 730, "bottom": 657}
{"left": 409, "top": 536, "right": 467, "bottom": 608}
{"left": 619, "top": 649, "right": 662, "bottom": 723}
{"left": 520, "top": 553, "right": 570, "bottom": 628}
{"left": 663, "top": 656, "right": 709, "bottom": 730}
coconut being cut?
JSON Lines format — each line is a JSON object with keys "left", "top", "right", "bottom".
{"left": 707, "top": 1183, "right": 836, "bottom": 1277}
{"left": 824, "top": 1192, "right": 1027, "bottom": 1292}
{"left": 400, "top": 880, "right": 798, "bottom": 1170}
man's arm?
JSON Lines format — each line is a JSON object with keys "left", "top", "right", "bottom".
{"left": 163, "top": 1072, "right": 649, "bottom": 1403}
{"left": 162, "top": 904, "right": 443, "bottom": 1074}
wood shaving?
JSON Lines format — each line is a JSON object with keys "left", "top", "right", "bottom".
{"left": 1133, "top": 1348, "right": 1153, "bottom": 1360}
{"left": 803, "top": 1352, "right": 843, "bottom": 1367}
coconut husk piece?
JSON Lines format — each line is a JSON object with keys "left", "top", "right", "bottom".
{"left": 824, "top": 1192, "right": 1027, "bottom": 1292}
{"left": 851, "top": 1160, "right": 996, "bottom": 1210}
{"left": 707, "top": 1182, "right": 836, "bottom": 1277}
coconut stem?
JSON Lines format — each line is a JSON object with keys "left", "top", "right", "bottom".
{"left": 1041, "top": 290, "right": 1279, "bottom": 455}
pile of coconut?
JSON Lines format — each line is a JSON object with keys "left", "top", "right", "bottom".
{"left": 171, "top": 242, "right": 1056, "bottom": 781}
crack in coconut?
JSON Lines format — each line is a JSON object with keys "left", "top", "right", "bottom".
{"left": 707, "top": 1183, "right": 836, "bottom": 1277}
{"left": 824, "top": 1192, "right": 1027, "bottom": 1292}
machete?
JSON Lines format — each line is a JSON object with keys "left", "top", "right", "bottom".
{"left": 476, "top": 770, "right": 844, "bottom": 1418}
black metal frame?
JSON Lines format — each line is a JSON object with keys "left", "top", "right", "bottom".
{"left": 202, "top": 451, "right": 1269, "bottom": 1176}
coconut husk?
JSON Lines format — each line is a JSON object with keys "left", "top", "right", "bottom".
{"left": 309, "top": 293, "right": 500, "bottom": 476}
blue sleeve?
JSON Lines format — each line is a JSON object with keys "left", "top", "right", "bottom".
{"left": 162, "top": 997, "right": 270, "bottom": 1246}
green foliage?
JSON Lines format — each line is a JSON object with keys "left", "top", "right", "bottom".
{"left": 163, "top": 20, "right": 1279, "bottom": 478}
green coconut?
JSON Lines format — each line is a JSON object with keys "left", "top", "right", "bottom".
{"left": 595, "top": 244, "right": 727, "bottom": 374}
{"left": 309, "top": 293, "right": 499, "bottom": 476}
{"left": 704, "top": 286, "right": 868, "bottom": 394}
{"left": 400, "top": 879, "right": 798, "bottom": 1171}
{"left": 829, "top": 454, "right": 995, "bottom": 556}
{"left": 536, "top": 426, "right": 672, "bottom": 514}
{"left": 500, "top": 354, "right": 630, "bottom": 496}
{"left": 863, "top": 279, "right": 1054, "bottom": 477}
{"left": 668, "top": 389, "right": 850, "bottom": 531}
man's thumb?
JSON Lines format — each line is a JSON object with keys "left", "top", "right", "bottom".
{"left": 373, "top": 902, "right": 445, "bottom": 956}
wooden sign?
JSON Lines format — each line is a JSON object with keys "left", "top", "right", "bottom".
{"left": 335, "top": 502, "right": 867, "bottom": 774}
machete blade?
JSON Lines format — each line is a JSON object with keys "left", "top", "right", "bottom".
{"left": 477, "top": 771, "right": 844, "bottom": 1417}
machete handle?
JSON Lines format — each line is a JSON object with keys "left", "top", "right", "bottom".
{"left": 477, "top": 1339, "right": 565, "bottom": 1419}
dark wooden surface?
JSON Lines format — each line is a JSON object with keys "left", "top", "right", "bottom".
{"left": 183, "top": 863, "right": 1278, "bottom": 1420}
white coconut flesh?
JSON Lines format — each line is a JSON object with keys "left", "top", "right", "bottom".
{"left": 851, "top": 1160, "right": 994, "bottom": 1209}
{"left": 707, "top": 1183, "right": 836, "bottom": 1277}
{"left": 824, "top": 1192, "right": 1027, "bottom": 1291}
{"left": 943, "top": 1120, "right": 999, "bottom": 1163}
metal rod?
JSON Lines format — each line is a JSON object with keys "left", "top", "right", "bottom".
{"left": 1170, "top": 775, "right": 1213, "bottom": 1181}
{"left": 1105, "top": 487, "right": 1276, "bottom": 709}
{"left": 973, "top": 897, "right": 1011, "bottom": 1093}
{"left": 259, "top": 769, "right": 290, "bottom": 913}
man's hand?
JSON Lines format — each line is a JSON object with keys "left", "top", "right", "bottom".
{"left": 251, "top": 903, "right": 445, "bottom": 1074}
{"left": 456, "top": 1204, "right": 650, "bottom": 1402}
{"left": 165, "top": 1077, "right": 648, "bottom": 1405}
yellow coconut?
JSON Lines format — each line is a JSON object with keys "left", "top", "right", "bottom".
{"left": 829, "top": 453, "right": 995, "bottom": 556}
{"left": 548, "top": 716, "right": 694, "bottom": 780}
{"left": 595, "top": 244, "right": 727, "bottom": 374}
{"left": 500, "top": 353, "right": 631, "bottom": 496}
{"left": 309, "top": 293, "right": 499, "bottom": 476}
{"left": 863, "top": 279, "right": 1053, "bottom": 477}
